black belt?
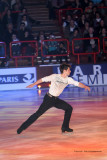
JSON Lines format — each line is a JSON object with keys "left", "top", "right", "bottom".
{"left": 47, "top": 92, "right": 58, "bottom": 98}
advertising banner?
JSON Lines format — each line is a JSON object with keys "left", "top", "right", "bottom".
{"left": 0, "top": 67, "right": 36, "bottom": 90}
{"left": 53, "top": 63, "right": 107, "bottom": 86}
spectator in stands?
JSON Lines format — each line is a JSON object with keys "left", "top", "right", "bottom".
{"left": 99, "top": 27, "right": 107, "bottom": 61}
{"left": 4, "top": 23, "right": 15, "bottom": 56}
{"left": 2, "top": 9, "right": 13, "bottom": 30}
{"left": 11, "top": 33, "right": 21, "bottom": 56}
{"left": 84, "top": 26, "right": 96, "bottom": 39}
{"left": 46, "top": 33, "right": 59, "bottom": 63}
{"left": 64, "top": 19, "right": 78, "bottom": 39}
{"left": 98, "top": 19, "right": 106, "bottom": 35}
{"left": 17, "top": 14, "right": 31, "bottom": 31}
{"left": 20, "top": 30, "right": 35, "bottom": 56}
{"left": 18, "top": 8, "right": 40, "bottom": 26}
{"left": 62, "top": 14, "right": 72, "bottom": 29}
{"left": 69, "top": 28, "right": 81, "bottom": 42}
{"left": 22, "top": 30, "right": 34, "bottom": 41}
{"left": 38, "top": 33, "right": 47, "bottom": 64}
{"left": 83, "top": 21, "right": 90, "bottom": 37}
{"left": 92, "top": 5, "right": 98, "bottom": 18}
{"left": 70, "top": 19, "right": 78, "bottom": 33}
{"left": 88, "top": 39, "right": 98, "bottom": 52}
{"left": 78, "top": 13, "right": 86, "bottom": 30}
{"left": 17, "top": 22, "right": 26, "bottom": 40}
{"left": 56, "top": 42, "right": 68, "bottom": 63}
{"left": 85, "top": 1, "right": 94, "bottom": 13}
{"left": 84, "top": 26, "right": 96, "bottom": 52}
{"left": 93, "top": 12, "right": 102, "bottom": 35}
{"left": 36, "top": 30, "right": 47, "bottom": 41}
{"left": 99, "top": 1, "right": 107, "bottom": 22}
{"left": 87, "top": 39, "right": 99, "bottom": 62}
{"left": 69, "top": 28, "right": 83, "bottom": 53}
{"left": 85, "top": 12, "right": 91, "bottom": 24}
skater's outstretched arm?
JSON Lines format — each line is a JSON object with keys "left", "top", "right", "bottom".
{"left": 26, "top": 79, "right": 42, "bottom": 88}
{"left": 78, "top": 82, "right": 90, "bottom": 91}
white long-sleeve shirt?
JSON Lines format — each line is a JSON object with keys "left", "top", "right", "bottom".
{"left": 42, "top": 74, "right": 79, "bottom": 97}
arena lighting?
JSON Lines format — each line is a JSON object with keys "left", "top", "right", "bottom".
{"left": 49, "top": 84, "right": 51, "bottom": 87}
{"left": 38, "top": 85, "right": 41, "bottom": 89}
{"left": 38, "top": 89, "right": 41, "bottom": 95}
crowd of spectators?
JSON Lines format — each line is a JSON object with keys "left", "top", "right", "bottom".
{"left": 0, "top": 0, "right": 41, "bottom": 67}
{"left": 0, "top": 0, "right": 107, "bottom": 67}
{"left": 46, "top": 0, "right": 107, "bottom": 62}
{"left": 59, "top": 0, "right": 107, "bottom": 62}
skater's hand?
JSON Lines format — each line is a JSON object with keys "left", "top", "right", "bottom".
{"left": 85, "top": 86, "right": 90, "bottom": 92}
{"left": 78, "top": 82, "right": 90, "bottom": 92}
{"left": 26, "top": 84, "right": 35, "bottom": 88}
{"left": 26, "top": 79, "right": 42, "bottom": 88}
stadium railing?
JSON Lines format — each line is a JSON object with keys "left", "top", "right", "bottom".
{"left": 103, "top": 37, "right": 107, "bottom": 53}
{"left": 0, "top": 42, "right": 7, "bottom": 59}
{"left": 9, "top": 40, "right": 38, "bottom": 67}
{"left": 72, "top": 37, "right": 100, "bottom": 64}
{"left": 41, "top": 38, "right": 70, "bottom": 58}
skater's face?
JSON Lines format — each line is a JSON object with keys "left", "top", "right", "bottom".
{"left": 64, "top": 67, "right": 71, "bottom": 76}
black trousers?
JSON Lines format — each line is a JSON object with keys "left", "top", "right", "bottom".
{"left": 18, "top": 93, "right": 73, "bottom": 131}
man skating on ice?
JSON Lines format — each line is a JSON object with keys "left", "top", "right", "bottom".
{"left": 17, "top": 63, "right": 90, "bottom": 134}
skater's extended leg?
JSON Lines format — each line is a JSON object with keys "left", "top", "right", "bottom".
{"left": 54, "top": 98, "right": 73, "bottom": 133}
{"left": 17, "top": 94, "right": 53, "bottom": 134}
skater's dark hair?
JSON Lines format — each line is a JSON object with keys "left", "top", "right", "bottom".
{"left": 60, "top": 63, "right": 71, "bottom": 73}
